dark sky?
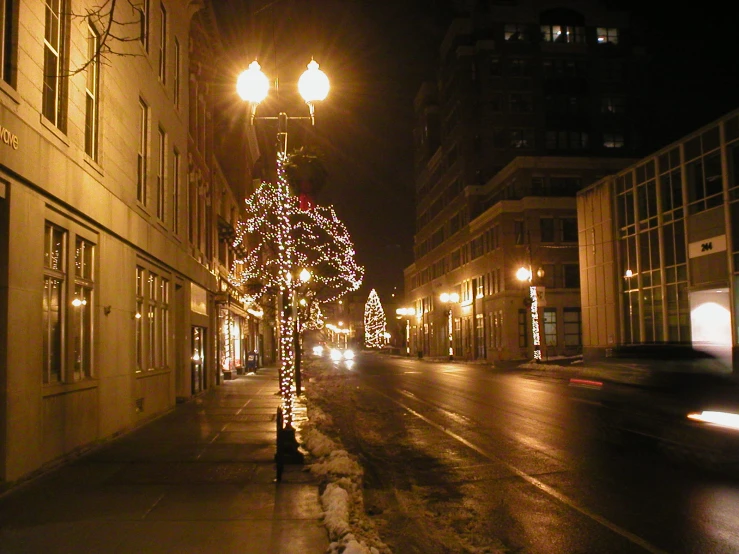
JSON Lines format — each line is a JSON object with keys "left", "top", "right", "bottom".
{"left": 212, "top": 0, "right": 450, "bottom": 303}
{"left": 212, "top": 1, "right": 739, "bottom": 303}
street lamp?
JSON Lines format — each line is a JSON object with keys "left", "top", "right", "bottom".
{"left": 395, "top": 307, "right": 416, "bottom": 356}
{"left": 439, "top": 292, "right": 460, "bottom": 360}
{"left": 517, "top": 266, "right": 544, "bottom": 361}
{"left": 624, "top": 269, "right": 635, "bottom": 343}
{"left": 237, "top": 59, "right": 329, "bottom": 478}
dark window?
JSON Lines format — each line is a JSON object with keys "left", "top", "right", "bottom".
{"left": 563, "top": 264, "right": 580, "bottom": 288}
{"left": 540, "top": 218, "right": 555, "bottom": 242}
{"left": 562, "top": 218, "right": 577, "bottom": 242}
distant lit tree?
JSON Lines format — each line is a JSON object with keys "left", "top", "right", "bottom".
{"left": 364, "top": 289, "right": 386, "bottom": 348}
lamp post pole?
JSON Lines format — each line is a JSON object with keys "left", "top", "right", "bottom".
{"left": 237, "top": 59, "right": 329, "bottom": 479}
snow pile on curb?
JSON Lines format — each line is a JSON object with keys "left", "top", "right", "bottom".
{"left": 301, "top": 404, "right": 389, "bottom": 554}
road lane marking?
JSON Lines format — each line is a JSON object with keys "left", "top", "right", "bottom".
{"left": 380, "top": 391, "right": 669, "bottom": 554}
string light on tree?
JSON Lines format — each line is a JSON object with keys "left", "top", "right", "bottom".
{"left": 229, "top": 152, "right": 363, "bottom": 423}
{"left": 364, "top": 289, "right": 386, "bottom": 349}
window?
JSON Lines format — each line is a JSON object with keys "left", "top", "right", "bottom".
{"left": 540, "top": 218, "right": 555, "bottom": 243}
{"left": 518, "top": 309, "right": 528, "bottom": 347}
{"left": 510, "top": 128, "right": 534, "bottom": 148}
{"left": 597, "top": 27, "right": 619, "bottom": 44}
{"left": 546, "top": 130, "right": 588, "bottom": 150}
{"left": 72, "top": 237, "right": 94, "bottom": 381}
{"left": 138, "top": 99, "right": 148, "bottom": 204}
{"left": 173, "top": 148, "right": 180, "bottom": 233}
{"left": 541, "top": 25, "right": 585, "bottom": 44}
{"left": 85, "top": 24, "right": 100, "bottom": 160}
{"left": 173, "top": 38, "right": 180, "bottom": 107}
{"left": 157, "top": 127, "right": 166, "bottom": 221}
{"left": 489, "top": 57, "right": 501, "bottom": 76}
{"left": 562, "top": 217, "right": 577, "bottom": 242}
{"left": 42, "top": 0, "right": 68, "bottom": 131}
{"left": 687, "top": 151, "right": 724, "bottom": 213}
{"left": 601, "top": 96, "right": 625, "bottom": 114}
{"left": 543, "top": 308, "right": 557, "bottom": 346}
{"left": 504, "top": 23, "right": 527, "bottom": 41}
{"left": 604, "top": 133, "right": 624, "bottom": 148}
{"left": 1, "top": 0, "right": 15, "bottom": 85}
{"left": 137, "top": 0, "right": 149, "bottom": 49}
{"left": 509, "top": 93, "right": 533, "bottom": 113}
{"left": 563, "top": 308, "right": 582, "bottom": 346}
{"left": 158, "top": 2, "right": 166, "bottom": 82}
{"left": 514, "top": 220, "right": 525, "bottom": 245}
{"left": 43, "top": 223, "right": 66, "bottom": 384}
{"left": 135, "top": 264, "right": 170, "bottom": 373}
{"left": 563, "top": 264, "right": 580, "bottom": 288}
{"left": 43, "top": 220, "right": 96, "bottom": 384}
{"left": 508, "top": 59, "right": 531, "bottom": 77}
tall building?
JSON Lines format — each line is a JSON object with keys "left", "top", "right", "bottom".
{"left": 578, "top": 108, "right": 739, "bottom": 369}
{"left": 405, "top": 1, "right": 646, "bottom": 360}
{"left": 0, "top": 1, "right": 262, "bottom": 484}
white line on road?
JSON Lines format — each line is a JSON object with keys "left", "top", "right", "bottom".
{"left": 380, "top": 390, "right": 669, "bottom": 554}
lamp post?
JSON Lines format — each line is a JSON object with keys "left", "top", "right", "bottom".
{"left": 395, "top": 307, "right": 416, "bottom": 356}
{"left": 624, "top": 269, "right": 634, "bottom": 343}
{"left": 237, "top": 58, "right": 329, "bottom": 478}
{"left": 439, "top": 292, "right": 460, "bottom": 360}
{"left": 517, "top": 266, "right": 544, "bottom": 361}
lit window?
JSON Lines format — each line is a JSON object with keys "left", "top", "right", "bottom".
{"left": 504, "top": 23, "right": 527, "bottom": 41}
{"left": 597, "top": 27, "right": 619, "bottom": 44}
{"left": 43, "top": 220, "right": 96, "bottom": 384}
{"left": 604, "top": 133, "right": 625, "bottom": 148}
{"left": 541, "top": 25, "right": 585, "bottom": 44}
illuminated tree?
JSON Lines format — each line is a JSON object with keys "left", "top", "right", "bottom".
{"left": 229, "top": 153, "right": 363, "bottom": 425}
{"left": 364, "top": 289, "right": 386, "bottom": 349}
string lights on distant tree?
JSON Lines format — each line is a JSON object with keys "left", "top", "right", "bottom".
{"left": 364, "top": 289, "right": 386, "bottom": 349}
{"left": 229, "top": 152, "right": 363, "bottom": 423}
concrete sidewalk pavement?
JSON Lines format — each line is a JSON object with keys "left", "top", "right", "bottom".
{"left": 0, "top": 368, "right": 328, "bottom": 554}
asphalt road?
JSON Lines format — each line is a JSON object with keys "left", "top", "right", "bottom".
{"left": 304, "top": 352, "right": 739, "bottom": 554}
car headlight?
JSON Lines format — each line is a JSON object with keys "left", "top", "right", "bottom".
{"left": 330, "top": 348, "right": 342, "bottom": 362}
{"left": 343, "top": 349, "right": 354, "bottom": 360}
{"left": 687, "top": 411, "right": 739, "bottom": 431}
{"left": 312, "top": 345, "right": 324, "bottom": 356}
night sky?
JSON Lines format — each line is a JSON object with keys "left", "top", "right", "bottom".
{"left": 211, "top": 1, "right": 739, "bottom": 303}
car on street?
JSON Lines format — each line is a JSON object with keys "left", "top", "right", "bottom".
{"left": 571, "top": 343, "right": 739, "bottom": 470}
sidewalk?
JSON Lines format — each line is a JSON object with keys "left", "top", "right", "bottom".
{"left": 0, "top": 368, "right": 328, "bottom": 554}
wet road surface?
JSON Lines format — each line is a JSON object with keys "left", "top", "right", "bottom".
{"left": 304, "top": 353, "right": 739, "bottom": 553}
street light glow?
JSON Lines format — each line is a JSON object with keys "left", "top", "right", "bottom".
{"left": 236, "top": 61, "right": 270, "bottom": 103}
{"left": 299, "top": 268, "right": 312, "bottom": 283}
{"left": 298, "top": 59, "right": 330, "bottom": 103}
{"left": 516, "top": 267, "right": 532, "bottom": 282}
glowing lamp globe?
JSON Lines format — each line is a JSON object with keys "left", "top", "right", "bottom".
{"left": 237, "top": 61, "right": 270, "bottom": 103}
{"left": 516, "top": 267, "right": 532, "bottom": 282}
{"left": 298, "top": 60, "right": 329, "bottom": 103}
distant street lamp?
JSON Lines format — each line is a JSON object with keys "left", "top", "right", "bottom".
{"left": 395, "top": 307, "right": 416, "bottom": 356}
{"left": 439, "top": 292, "right": 460, "bottom": 360}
